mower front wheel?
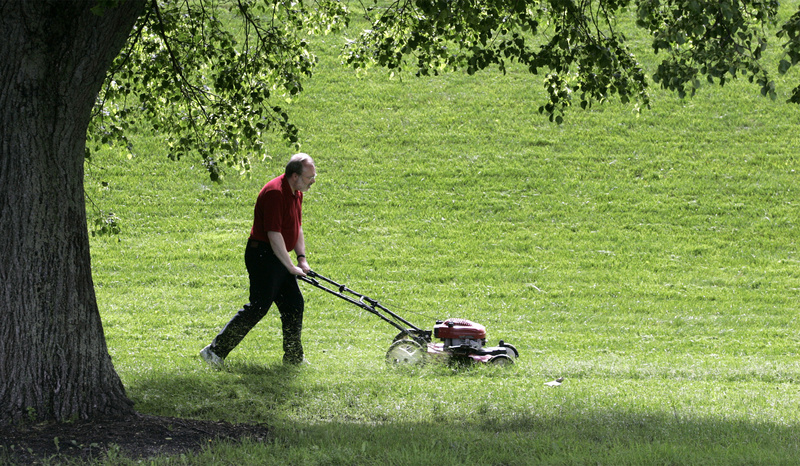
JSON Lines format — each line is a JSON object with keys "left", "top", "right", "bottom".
{"left": 386, "top": 339, "right": 426, "bottom": 366}
{"left": 499, "top": 341, "right": 519, "bottom": 359}
{"left": 488, "top": 354, "right": 514, "bottom": 365}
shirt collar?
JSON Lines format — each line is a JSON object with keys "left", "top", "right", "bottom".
{"left": 281, "top": 173, "right": 299, "bottom": 197}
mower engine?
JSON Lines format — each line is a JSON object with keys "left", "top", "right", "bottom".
{"left": 432, "top": 318, "right": 518, "bottom": 365}
{"left": 434, "top": 318, "right": 486, "bottom": 351}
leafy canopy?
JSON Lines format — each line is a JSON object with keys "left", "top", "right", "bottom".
{"left": 89, "top": 0, "right": 800, "bottom": 177}
{"left": 89, "top": 0, "right": 348, "bottom": 180}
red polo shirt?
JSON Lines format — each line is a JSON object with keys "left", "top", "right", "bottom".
{"left": 249, "top": 174, "right": 302, "bottom": 251}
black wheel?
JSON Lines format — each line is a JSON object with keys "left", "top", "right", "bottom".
{"left": 488, "top": 354, "right": 514, "bottom": 365}
{"left": 393, "top": 330, "right": 429, "bottom": 346}
{"left": 392, "top": 331, "right": 410, "bottom": 342}
{"left": 499, "top": 341, "right": 519, "bottom": 358}
{"left": 385, "top": 339, "right": 426, "bottom": 366}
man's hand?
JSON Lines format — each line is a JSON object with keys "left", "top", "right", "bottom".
{"left": 297, "top": 257, "right": 311, "bottom": 274}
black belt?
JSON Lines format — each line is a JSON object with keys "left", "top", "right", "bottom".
{"left": 248, "top": 239, "right": 270, "bottom": 249}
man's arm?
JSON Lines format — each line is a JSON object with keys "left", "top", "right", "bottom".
{"left": 293, "top": 226, "right": 310, "bottom": 274}
{"left": 267, "top": 231, "right": 305, "bottom": 276}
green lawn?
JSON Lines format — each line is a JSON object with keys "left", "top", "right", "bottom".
{"left": 81, "top": 3, "right": 800, "bottom": 464}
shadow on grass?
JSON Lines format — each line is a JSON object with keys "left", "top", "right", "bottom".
{"left": 253, "top": 414, "right": 800, "bottom": 465}
{"left": 128, "top": 361, "right": 308, "bottom": 422}
{"left": 126, "top": 366, "right": 800, "bottom": 464}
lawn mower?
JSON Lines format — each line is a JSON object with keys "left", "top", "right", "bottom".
{"left": 299, "top": 271, "right": 519, "bottom": 366}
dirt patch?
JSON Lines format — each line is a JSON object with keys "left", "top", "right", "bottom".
{"left": 0, "top": 414, "right": 270, "bottom": 464}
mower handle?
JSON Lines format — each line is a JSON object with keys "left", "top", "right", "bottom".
{"left": 298, "top": 270, "right": 425, "bottom": 334}
{"left": 303, "top": 270, "right": 355, "bottom": 295}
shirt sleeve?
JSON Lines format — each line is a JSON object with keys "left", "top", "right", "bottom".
{"left": 258, "top": 188, "right": 284, "bottom": 234}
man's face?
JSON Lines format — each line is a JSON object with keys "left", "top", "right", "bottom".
{"left": 295, "top": 165, "right": 316, "bottom": 193}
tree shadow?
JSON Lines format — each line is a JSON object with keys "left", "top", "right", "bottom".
{"left": 123, "top": 367, "right": 800, "bottom": 464}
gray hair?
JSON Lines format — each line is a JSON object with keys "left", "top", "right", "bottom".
{"left": 285, "top": 153, "right": 315, "bottom": 177}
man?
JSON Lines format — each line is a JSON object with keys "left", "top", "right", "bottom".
{"left": 200, "top": 153, "right": 316, "bottom": 367}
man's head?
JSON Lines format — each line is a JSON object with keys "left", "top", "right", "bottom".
{"left": 285, "top": 153, "right": 316, "bottom": 193}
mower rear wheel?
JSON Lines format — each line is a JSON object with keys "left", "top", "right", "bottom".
{"left": 392, "top": 331, "right": 429, "bottom": 346}
{"left": 386, "top": 339, "right": 426, "bottom": 366}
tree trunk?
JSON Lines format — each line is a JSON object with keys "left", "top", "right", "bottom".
{"left": 0, "top": 0, "right": 146, "bottom": 423}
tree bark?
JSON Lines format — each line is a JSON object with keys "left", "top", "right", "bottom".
{"left": 0, "top": 0, "right": 146, "bottom": 423}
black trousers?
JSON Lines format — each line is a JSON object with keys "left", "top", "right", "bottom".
{"left": 210, "top": 239, "right": 304, "bottom": 363}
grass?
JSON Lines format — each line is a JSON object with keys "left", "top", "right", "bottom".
{"left": 79, "top": 2, "right": 800, "bottom": 464}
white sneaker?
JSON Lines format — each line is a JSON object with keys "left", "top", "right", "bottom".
{"left": 200, "top": 344, "right": 224, "bottom": 369}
